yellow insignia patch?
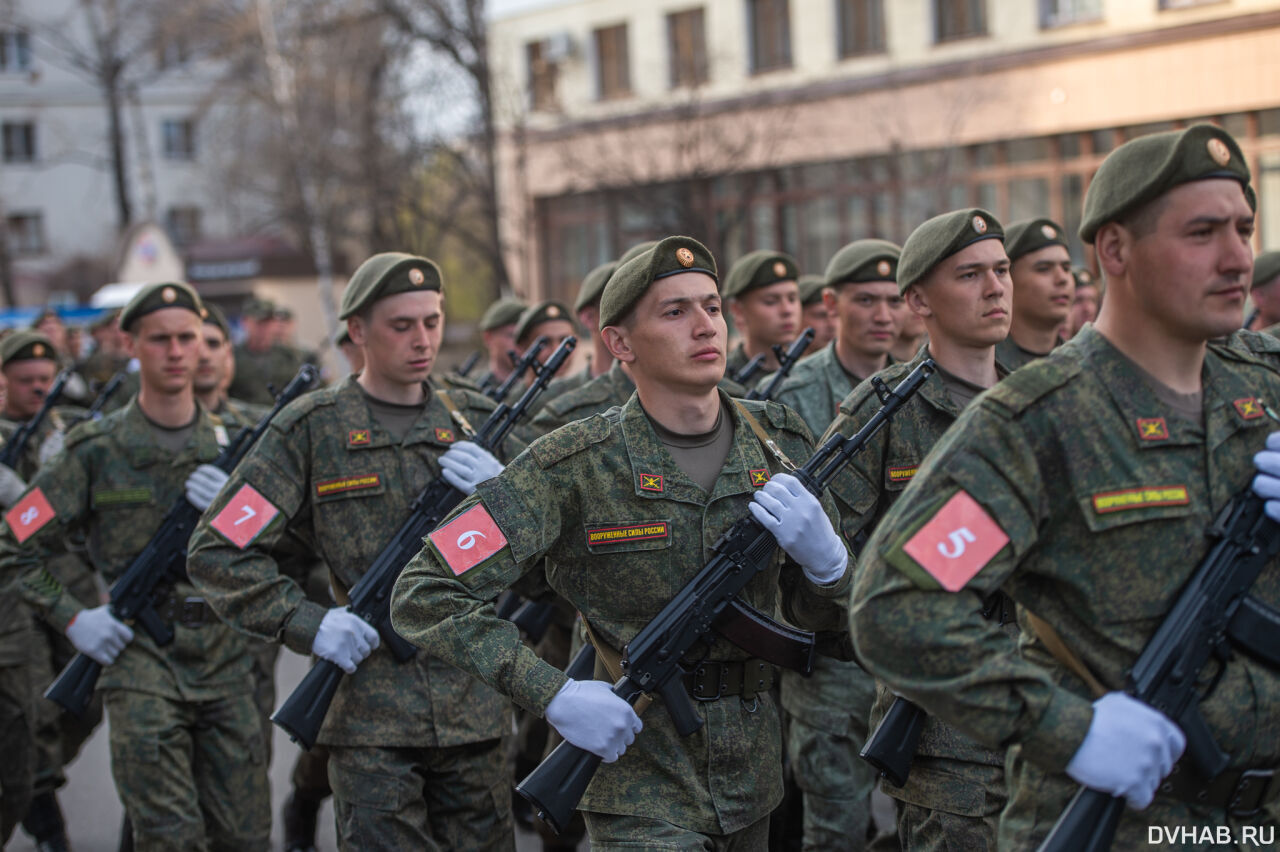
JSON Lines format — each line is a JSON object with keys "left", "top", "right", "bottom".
{"left": 1092, "top": 485, "right": 1189, "bottom": 514}
{"left": 435, "top": 427, "right": 455, "bottom": 443}
{"left": 1136, "top": 418, "right": 1169, "bottom": 441}
{"left": 888, "top": 465, "right": 918, "bottom": 483}
{"left": 749, "top": 469, "right": 770, "bottom": 486}
{"left": 640, "top": 473, "right": 664, "bottom": 492}
{"left": 1234, "top": 397, "right": 1263, "bottom": 420}
{"left": 348, "top": 429, "right": 371, "bottom": 446}
{"left": 585, "top": 521, "right": 670, "bottom": 547}
{"left": 316, "top": 474, "right": 381, "bottom": 497}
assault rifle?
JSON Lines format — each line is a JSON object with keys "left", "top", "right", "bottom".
{"left": 272, "top": 337, "right": 577, "bottom": 750}
{"left": 45, "top": 365, "right": 319, "bottom": 718}
{"left": 517, "top": 359, "right": 936, "bottom": 834}
{"left": 731, "top": 352, "right": 768, "bottom": 387}
{"left": 455, "top": 351, "right": 482, "bottom": 379}
{"left": 1038, "top": 488, "right": 1280, "bottom": 852}
{"left": 67, "top": 372, "right": 127, "bottom": 429}
{"left": 0, "top": 370, "right": 70, "bottom": 469}
{"left": 745, "top": 328, "right": 814, "bottom": 402}
{"left": 485, "top": 336, "right": 549, "bottom": 402}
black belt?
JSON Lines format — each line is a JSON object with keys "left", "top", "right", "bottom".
{"left": 683, "top": 659, "right": 774, "bottom": 702}
{"left": 157, "top": 593, "right": 212, "bottom": 628}
{"left": 1163, "top": 763, "right": 1280, "bottom": 817}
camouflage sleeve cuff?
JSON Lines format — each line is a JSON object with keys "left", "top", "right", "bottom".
{"left": 47, "top": 592, "right": 81, "bottom": 633}
{"left": 1018, "top": 685, "right": 1095, "bottom": 773}
{"left": 520, "top": 658, "right": 571, "bottom": 717}
{"left": 281, "top": 599, "right": 329, "bottom": 656}
{"left": 805, "top": 560, "right": 852, "bottom": 598}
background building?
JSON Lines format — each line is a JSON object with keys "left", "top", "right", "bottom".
{"left": 489, "top": 0, "right": 1280, "bottom": 302}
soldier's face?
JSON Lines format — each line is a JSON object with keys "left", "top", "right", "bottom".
{"left": 2, "top": 359, "right": 57, "bottom": 420}
{"left": 608, "top": 272, "right": 725, "bottom": 392}
{"left": 127, "top": 309, "right": 202, "bottom": 395}
{"left": 908, "top": 240, "right": 1011, "bottom": 349}
{"left": 520, "top": 319, "right": 575, "bottom": 373}
{"left": 1068, "top": 284, "right": 1100, "bottom": 337}
{"left": 730, "top": 281, "right": 800, "bottom": 348}
{"left": 196, "top": 325, "right": 229, "bottom": 394}
{"left": 482, "top": 324, "right": 516, "bottom": 366}
{"left": 1124, "top": 179, "right": 1254, "bottom": 341}
{"left": 826, "top": 281, "right": 901, "bottom": 359}
{"left": 349, "top": 290, "right": 443, "bottom": 387}
{"left": 801, "top": 299, "right": 837, "bottom": 352}
{"left": 1011, "top": 245, "right": 1074, "bottom": 329}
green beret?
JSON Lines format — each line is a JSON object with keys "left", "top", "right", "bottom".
{"left": 479, "top": 297, "right": 527, "bottom": 332}
{"left": 90, "top": 309, "right": 119, "bottom": 332}
{"left": 202, "top": 303, "right": 231, "bottom": 339}
{"left": 338, "top": 252, "right": 444, "bottom": 320}
{"left": 825, "top": 239, "right": 901, "bottom": 288}
{"left": 241, "top": 297, "right": 276, "bottom": 320}
{"left": 599, "top": 236, "right": 718, "bottom": 329}
{"left": 1003, "top": 217, "right": 1068, "bottom": 263}
{"left": 898, "top": 209, "right": 1003, "bottom": 294}
{"left": 574, "top": 261, "right": 619, "bottom": 313}
{"left": 1080, "top": 123, "right": 1252, "bottom": 243}
{"left": 514, "top": 301, "right": 574, "bottom": 344}
{"left": 1254, "top": 251, "right": 1280, "bottom": 289}
{"left": 0, "top": 331, "right": 57, "bottom": 367}
{"left": 618, "top": 241, "right": 659, "bottom": 266}
{"left": 120, "top": 282, "right": 205, "bottom": 332}
{"left": 797, "top": 275, "right": 827, "bottom": 306}
{"left": 723, "top": 250, "right": 799, "bottom": 300}
{"left": 1073, "top": 267, "right": 1098, "bottom": 290}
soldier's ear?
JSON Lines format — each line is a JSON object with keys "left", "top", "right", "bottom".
{"left": 822, "top": 288, "right": 837, "bottom": 313}
{"left": 1094, "top": 222, "right": 1129, "bottom": 281}
{"left": 347, "top": 316, "right": 366, "bottom": 347}
{"left": 904, "top": 284, "right": 932, "bottom": 319}
{"left": 601, "top": 325, "right": 636, "bottom": 364}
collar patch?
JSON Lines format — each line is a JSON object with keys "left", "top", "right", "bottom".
{"left": 749, "top": 469, "right": 770, "bottom": 487}
{"left": 639, "top": 472, "right": 664, "bottom": 493}
{"left": 348, "top": 429, "right": 371, "bottom": 447}
{"left": 315, "top": 473, "right": 381, "bottom": 498}
{"left": 1234, "top": 397, "right": 1264, "bottom": 420}
{"left": 1092, "top": 485, "right": 1189, "bottom": 514}
{"left": 1136, "top": 417, "right": 1169, "bottom": 441}
{"left": 586, "top": 521, "right": 670, "bottom": 547}
{"left": 435, "top": 427, "right": 456, "bottom": 443}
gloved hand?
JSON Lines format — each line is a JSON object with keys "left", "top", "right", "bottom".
{"left": 439, "top": 441, "right": 504, "bottom": 496}
{"left": 311, "top": 607, "right": 380, "bottom": 674}
{"left": 544, "top": 679, "right": 643, "bottom": 763}
{"left": 0, "top": 464, "right": 27, "bottom": 508}
{"left": 748, "top": 473, "right": 847, "bottom": 584}
{"left": 1252, "top": 431, "right": 1280, "bottom": 521}
{"left": 65, "top": 605, "right": 134, "bottom": 666}
{"left": 185, "top": 464, "right": 229, "bottom": 511}
{"left": 38, "top": 430, "right": 66, "bottom": 466}
{"left": 1065, "top": 691, "right": 1185, "bottom": 809}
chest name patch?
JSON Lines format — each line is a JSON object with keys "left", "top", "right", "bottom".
{"left": 1092, "top": 485, "right": 1189, "bottom": 515}
{"left": 887, "top": 465, "right": 918, "bottom": 484}
{"left": 1234, "top": 397, "right": 1264, "bottom": 420}
{"left": 586, "top": 521, "right": 670, "bottom": 547}
{"left": 210, "top": 484, "right": 280, "bottom": 549}
{"left": 315, "top": 474, "right": 381, "bottom": 498}
{"left": 5, "top": 487, "right": 56, "bottom": 544}
{"left": 901, "top": 490, "right": 1009, "bottom": 592}
{"left": 430, "top": 503, "right": 508, "bottom": 576}
{"left": 1136, "top": 418, "right": 1169, "bottom": 441}
{"left": 93, "top": 487, "right": 152, "bottom": 507}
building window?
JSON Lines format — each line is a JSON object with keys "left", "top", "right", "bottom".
{"left": 748, "top": 0, "right": 791, "bottom": 73}
{"left": 155, "top": 33, "right": 190, "bottom": 70}
{"left": 1040, "top": 0, "right": 1102, "bottom": 27}
{"left": 668, "top": 9, "right": 709, "bottom": 88}
{"left": 0, "top": 31, "right": 31, "bottom": 72}
{"left": 162, "top": 118, "right": 196, "bottom": 160}
{"left": 165, "top": 206, "right": 201, "bottom": 247}
{"left": 526, "top": 40, "right": 558, "bottom": 111}
{"left": 6, "top": 212, "right": 45, "bottom": 255}
{"left": 2, "top": 121, "right": 35, "bottom": 162}
{"left": 594, "top": 24, "right": 631, "bottom": 101}
{"left": 934, "top": 0, "right": 986, "bottom": 42}
{"left": 837, "top": 0, "right": 885, "bottom": 57}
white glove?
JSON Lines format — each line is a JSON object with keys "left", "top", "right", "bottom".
{"left": 0, "top": 464, "right": 27, "bottom": 508}
{"left": 544, "top": 679, "right": 643, "bottom": 763}
{"left": 439, "top": 441, "right": 504, "bottom": 496}
{"left": 1065, "top": 692, "right": 1186, "bottom": 809}
{"left": 184, "top": 464, "right": 229, "bottom": 511}
{"left": 1252, "top": 431, "right": 1280, "bottom": 521}
{"left": 748, "top": 473, "right": 847, "bottom": 584}
{"left": 311, "top": 607, "right": 380, "bottom": 674}
{"left": 65, "top": 605, "right": 134, "bottom": 666}
{"left": 38, "top": 430, "right": 66, "bottom": 466}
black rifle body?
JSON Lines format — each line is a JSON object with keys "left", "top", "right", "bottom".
{"left": 745, "top": 328, "right": 814, "bottom": 402}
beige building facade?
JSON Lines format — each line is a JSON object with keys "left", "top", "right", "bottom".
{"left": 490, "top": 0, "right": 1280, "bottom": 303}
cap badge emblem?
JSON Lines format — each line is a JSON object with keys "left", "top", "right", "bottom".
{"left": 876, "top": 260, "right": 891, "bottom": 277}
{"left": 1206, "top": 138, "right": 1231, "bottom": 166}
{"left": 972, "top": 216, "right": 988, "bottom": 234}
{"left": 676, "top": 248, "right": 695, "bottom": 267}
{"left": 772, "top": 261, "right": 787, "bottom": 277}
{"left": 161, "top": 286, "right": 177, "bottom": 303}
{"left": 32, "top": 344, "right": 45, "bottom": 357}
{"left": 408, "top": 268, "right": 425, "bottom": 286}
{"left": 1041, "top": 224, "right": 1057, "bottom": 239}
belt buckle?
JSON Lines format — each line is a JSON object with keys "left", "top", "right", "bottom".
{"left": 180, "top": 596, "right": 206, "bottom": 628}
{"left": 692, "top": 663, "right": 725, "bottom": 702}
{"left": 1229, "top": 768, "right": 1275, "bottom": 817}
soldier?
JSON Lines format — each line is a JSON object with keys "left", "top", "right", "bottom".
{"left": 773, "top": 241, "right": 903, "bottom": 436}
{"left": 0, "top": 583, "right": 32, "bottom": 847}
{"left": 475, "top": 297, "right": 527, "bottom": 392}
{"left": 574, "top": 261, "right": 620, "bottom": 380}
{"left": 889, "top": 294, "right": 927, "bottom": 363}
{"left": 796, "top": 274, "right": 837, "bottom": 355}
{"left": 187, "top": 253, "right": 522, "bottom": 852}
{"left": 0, "top": 282, "right": 271, "bottom": 851}
{"left": 30, "top": 311, "right": 90, "bottom": 407}
{"left": 390, "top": 235, "right": 853, "bottom": 847}
{"left": 511, "top": 301, "right": 579, "bottom": 403}
{"left": 229, "top": 297, "right": 309, "bottom": 406}
{"left": 823, "top": 209, "right": 1014, "bottom": 849}
{"left": 1249, "top": 251, "right": 1280, "bottom": 334}
{"left": 79, "top": 310, "right": 129, "bottom": 388}
{"left": 1066, "top": 267, "right": 1101, "bottom": 339}
{"left": 993, "top": 218, "right": 1074, "bottom": 371}
{"left": 851, "top": 124, "right": 1279, "bottom": 847}
{"left": 723, "top": 250, "right": 802, "bottom": 378}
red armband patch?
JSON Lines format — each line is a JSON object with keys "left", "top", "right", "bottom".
{"left": 901, "top": 490, "right": 1009, "bottom": 592}
{"left": 210, "top": 484, "right": 279, "bottom": 549}
{"left": 429, "top": 503, "right": 508, "bottom": 576}
{"left": 5, "top": 487, "right": 56, "bottom": 543}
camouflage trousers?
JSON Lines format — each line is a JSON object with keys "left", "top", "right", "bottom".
{"left": 0, "top": 663, "right": 34, "bottom": 845}
{"left": 884, "top": 758, "right": 1003, "bottom": 852}
{"left": 786, "top": 713, "right": 878, "bottom": 851}
{"left": 105, "top": 688, "right": 270, "bottom": 852}
{"left": 582, "top": 811, "right": 771, "bottom": 851}
{"left": 247, "top": 639, "right": 277, "bottom": 765}
{"left": 328, "top": 739, "right": 513, "bottom": 852}
{"left": 29, "top": 619, "right": 103, "bottom": 794}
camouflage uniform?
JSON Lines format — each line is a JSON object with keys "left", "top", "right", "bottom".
{"left": 851, "top": 326, "right": 1280, "bottom": 847}
{"left": 824, "top": 346, "right": 1013, "bottom": 849}
{"left": 390, "top": 390, "right": 852, "bottom": 843}
{"left": 228, "top": 343, "right": 309, "bottom": 406}
{"left": 771, "top": 341, "right": 874, "bottom": 439}
{"left": 725, "top": 342, "right": 759, "bottom": 382}
{"left": 994, "top": 336, "right": 1058, "bottom": 372}
{"left": 186, "top": 375, "right": 522, "bottom": 852}
{"left": 530, "top": 362, "right": 636, "bottom": 433}
{"left": 0, "top": 589, "right": 33, "bottom": 845}
{"left": 78, "top": 348, "right": 130, "bottom": 388}
{"left": 0, "top": 399, "right": 270, "bottom": 851}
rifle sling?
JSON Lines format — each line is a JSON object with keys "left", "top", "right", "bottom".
{"left": 580, "top": 617, "right": 652, "bottom": 715}
{"left": 713, "top": 597, "right": 814, "bottom": 674}
{"left": 731, "top": 399, "right": 796, "bottom": 472}
{"left": 1227, "top": 595, "right": 1280, "bottom": 668}
{"left": 435, "top": 389, "right": 477, "bottom": 440}
{"left": 1025, "top": 611, "right": 1108, "bottom": 699}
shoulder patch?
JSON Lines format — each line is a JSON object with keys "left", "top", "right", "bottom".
{"left": 982, "top": 356, "right": 1081, "bottom": 419}
{"left": 528, "top": 415, "right": 612, "bottom": 469}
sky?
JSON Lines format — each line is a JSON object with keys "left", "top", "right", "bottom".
{"left": 488, "top": 0, "right": 567, "bottom": 19}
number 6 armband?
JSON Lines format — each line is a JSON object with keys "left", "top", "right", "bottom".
{"left": 880, "top": 487, "right": 1017, "bottom": 594}
{"left": 426, "top": 500, "right": 516, "bottom": 590}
